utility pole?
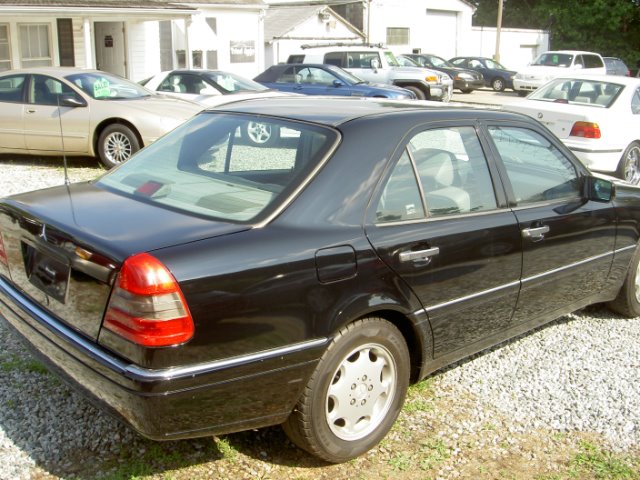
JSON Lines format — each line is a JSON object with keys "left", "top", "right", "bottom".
{"left": 494, "top": 0, "right": 503, "bottom": 62}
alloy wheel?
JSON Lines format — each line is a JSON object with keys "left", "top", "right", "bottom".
{"left": 325, "top": 343, "right": 397, "bottom": 441}
{"left": 104, "top": 132, "right": 132, "bottom": 164}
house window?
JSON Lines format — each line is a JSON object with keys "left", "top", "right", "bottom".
{"left": 56, "top": 19, "right": 75, "bottom": 66}
{"left": 206, "top": 17, "right": 217, "bottom": 34}
{"left": 192, "top": 50, "right": 202, "bottom": 69}
{"left": 386, "top": 27, "right": 409, "bottom": 45}
{"left": 19, "top": 24, "right": 52, "bottom": 67}
{"left": 159, "top": 21, "right": 173, "bottom": 71}
{"left": 0, "top": 24, "right": 11, "bottom": 71}
{"left": 206, "top": 50, "right": 218, "bottom": 69}
{"left": 176, "top": 49, "right": 186, "bottom": 68}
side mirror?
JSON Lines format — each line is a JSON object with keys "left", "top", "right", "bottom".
{"left": 584, "top": 176, "right": 614, "bottom": 202}
{"left": 370, "top": 58, "right": 380, "bottom": 70}
{"left": 59, "top": 93, "right": 87, "bottom": 108}
{"left": 333, "top": 79, "right": 344, "bottom": 88}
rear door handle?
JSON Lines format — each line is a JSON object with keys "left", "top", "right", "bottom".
{"left": 399, "top": 247, "right": 439, "bottom": 263}
{"left": 521, "top": 225, "right": 550, "bottom": 240}
{"left": 26, "top": 109, "right": 36, "bottom": 114}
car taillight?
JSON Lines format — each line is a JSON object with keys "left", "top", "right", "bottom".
{"left": 103, "top": 252, "right": 194, "bottom": 347}
{"left": 0, "top": 233, "right": 7, "bottom": 267}
{"left": 570, "top": 122, "right": 601, "bottom": 139}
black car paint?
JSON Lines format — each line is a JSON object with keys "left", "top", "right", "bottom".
{"left": 1, "top": 98, "right": 639, "bottom": 443}
{"left": 449, "top": 56, "right": 517, "bottom": 90}
{"left": 402, "top": 54, "right": 485, "bottom": 92}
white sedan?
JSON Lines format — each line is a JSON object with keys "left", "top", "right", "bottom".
{"left": 141, "top": 69, "right": 291, "bottom": 145}
{"left": 507, "top": 75, "right": 640, "bottom": 183}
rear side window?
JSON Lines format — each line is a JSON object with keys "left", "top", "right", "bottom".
{"left": 323, "top": 52, "right": 344, "bottom": 67}
{"left": 0, "top": 74, "right": 26, "bottom": 103}
{"left": 375, "top": 126, "right": 498, "bottom": 222}
{"left": 583, "top": 55, "right": 604, "bottom": 69}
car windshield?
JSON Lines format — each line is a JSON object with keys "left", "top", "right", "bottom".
{"left": 529, "top": 78, "right": 623, "bottom": 108}
{"left": 203, "top": 71, "right": 268, "bottom": 93}
{"left": 65, "top": 72, "right": 152, "bottom": 100}
{"left": 97, "top": 112, "right": 339, "bottom": 223}
{"left": 385, "top": 51, "right": 400, "bottom": 67}
{"left": 484, "top": 59, "right": 506, "bottom": 70}
{"left": 327, "top": 65, "right": 365, "bottom": 84}
{"left": 532, "top": 53, "right": 574, "bottom": 67}
{"left": 428, "top": 55, "right": 452, "bottom": 68}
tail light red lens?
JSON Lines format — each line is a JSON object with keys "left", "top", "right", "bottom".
{"left": 103, "top": 253, "right": 194, "bottom": 347}
{"left": 0, "top": 233, "right": 8, "bottom": 267}
{"left": 570, "top": 121, "right": 601, "bottom": 139}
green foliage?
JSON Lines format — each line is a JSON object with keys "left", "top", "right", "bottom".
{"left": 570, "top": 441, "right": 640, "bottom": 479}
{"left": 471, "top": 0, "right": 640, "bottom": 70}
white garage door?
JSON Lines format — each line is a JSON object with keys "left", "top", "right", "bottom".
{"left": 425, "top": 10, "right": 458, "bottom": 59}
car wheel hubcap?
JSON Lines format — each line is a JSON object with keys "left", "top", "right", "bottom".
{"left": 105, "top": 132, "right": 132, "bottom": 164}
{"left": 494, "top": 79, "right": 503, "bottom": 90}
{"left": 326, "top": 343, "right": 396, "bottom": 441}
{"left": 246, "top": 122, "right": 272, "bottom": 144}
{"left": 624, "top": 146, "right": 640, "bottom": 185}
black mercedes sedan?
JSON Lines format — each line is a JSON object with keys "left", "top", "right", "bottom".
{"left": 1, "top": 97, "right": 639, "bottom": 464}
{"left": 400, "top": 53, "right": 485, "bottom": 93}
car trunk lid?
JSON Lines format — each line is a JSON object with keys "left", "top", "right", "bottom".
{"left": 0, "top": 182, "right": 249, "bottom": 341}
{"left": 508, "top": 101, "right": 591, "bottom": 140}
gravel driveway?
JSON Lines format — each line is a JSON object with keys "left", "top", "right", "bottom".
{"left": 0, "top": 156, "right": 639, "bottom": 479}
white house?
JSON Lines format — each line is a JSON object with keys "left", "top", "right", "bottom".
{"left": 266, "top": 0, "right": 549, "bottom": 67}
{"left": 263, "top": 5, "right": 364, "bottom": 67}
{"left": 0, "top": 0, "right": 269, "bottom": 81}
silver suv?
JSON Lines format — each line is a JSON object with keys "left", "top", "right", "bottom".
{"left": 287, "top": 44, "right": 453, "bottom": 102}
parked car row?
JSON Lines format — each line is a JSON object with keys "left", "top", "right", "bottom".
{"left": 3, "top": 95, "right": 640, "bottom": 467}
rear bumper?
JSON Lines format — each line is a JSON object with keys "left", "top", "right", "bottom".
{"left": 565, "top": 141, "right": 623, "bottom": 174}
{"left": 0, "top": 275, "right": 325, "bottom": 440}
{"left": 513, "top": 78, "right": 544, "bottom": 92}
{"left": 454, "top": 79, "right": 485, "bottom": 91}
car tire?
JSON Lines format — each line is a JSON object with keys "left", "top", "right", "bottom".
{"left": 517, "top": 90, "right": 528, "bottom": 97}
{"left": 97, "top": 124, "right": 140, "bottom": 169}
{"left": 460, "top": 88, "right": 473, "bottom": 94}
{"left": 617, "top": 141, "right": 640, "bottom": 185}
{"left": 282, "top": 317, "right": 410, "bottom": 463}
{"left": 608, "top": 244, "right": 640, "bottom": 317}
{"left": 243, "top": 121, "right": 280, "bottom": 146}
{"left": 404, "top": 86, "right": 426, "bottom": 100}
{"left": 491, "top": 77, "right": 506, "bottom": 92}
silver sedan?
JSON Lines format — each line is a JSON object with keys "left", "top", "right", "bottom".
{"left": 0, "top": 67, "right": 202, "bottom": 168}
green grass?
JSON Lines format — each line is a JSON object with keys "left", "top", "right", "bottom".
{"left": 0, "top": 355, "right": 49, "bottom": 375}
{"left": 570, "top": 441, "right": 640, "bottom": 479}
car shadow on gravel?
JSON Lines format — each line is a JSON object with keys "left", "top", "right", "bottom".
{"left": 0, "top": 304, "right": 627, "bottom": 479}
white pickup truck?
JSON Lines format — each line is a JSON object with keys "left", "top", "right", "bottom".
{"left": 287, "top": 44, "right": 453, "bottom": 102}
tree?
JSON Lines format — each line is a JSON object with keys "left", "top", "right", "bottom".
{"left": 471, "top": 0, "right": 640, "bottom": 68}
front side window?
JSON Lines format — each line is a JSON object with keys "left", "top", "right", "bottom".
{"left": 29, "top": 74, "right": 79, "bottom": 105}
{"left": 488, "top": 126, "right": 580, "bottom": 205}
{"left": 19, "top": 24, "right": 51, "bottom": 68}
{"left": 296, "top": 66, "right": 338, "bottom": 86}
{"left": 98, "top": 113, "right": 339, "bottom": 223}
{"left": 0, "top": 24, "right": 11, "bottom": 71}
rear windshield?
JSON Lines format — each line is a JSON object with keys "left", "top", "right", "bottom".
{"left": 529, "top": 78, "right": 623, "bottom": 108}
{"left": 98, "top": 113, "right": 339, "bottom": 223}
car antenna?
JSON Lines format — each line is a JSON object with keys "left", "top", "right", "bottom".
{"left": 56, "top": 92, "right": 71, "bottom": 186}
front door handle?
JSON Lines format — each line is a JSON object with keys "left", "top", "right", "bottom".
{"left": 26, "top": 108, "right": 36, "bottom": 114}
{"left": 399, "top": 247, "right": 440, "bottom": 263}
{"left": 521, "top": 225, "right": 550, "bottom": 241}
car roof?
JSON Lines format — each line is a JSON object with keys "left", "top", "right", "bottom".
{"left": 0, "top": 67, "right": 102, "bottom": 76}
{"left": 541, "top": 50, "right": 601, "bottom": 55}
{"left": 208, "top": 96, "right": 525, "bottom": 127}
